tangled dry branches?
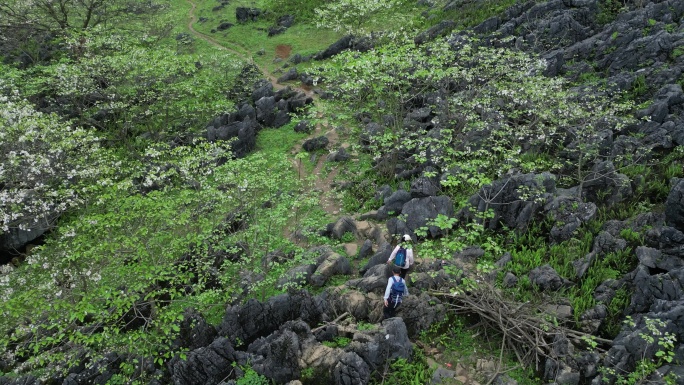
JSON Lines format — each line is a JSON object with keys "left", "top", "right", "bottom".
{"left": 430, "top": 283, "right": 612, "bottom": 371}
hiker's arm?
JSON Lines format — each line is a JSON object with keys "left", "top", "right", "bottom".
{"left": 404, "top": 279, "right": 409, "bottom": 296}
{"left": 383, "top": 278, "right": 392, "bottom": 300}
{"left": 407, "top": 248, "right": 414, "bottom": 265}
{"left": 386, "top": 246, "right": 398, "bottom": 264}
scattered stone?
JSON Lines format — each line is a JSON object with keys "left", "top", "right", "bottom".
{"left": 217, "top": 22, "right": 233, "bottom": 31}
{"left": 327, "top": 147, "right": 350, "bottom": 162}
{"left": 236, "top": 7, "right": 261, "bottom": 22}
{"left": 529, "top": 264, "right": 573, "bottom": 291}
{"left": 303, "top": 136, "right": 329, "bottom": 152}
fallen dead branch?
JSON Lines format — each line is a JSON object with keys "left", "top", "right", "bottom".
{"left": 429, "top": 284, "right": 611, "bottom": 371}
{"left": 311, "top": 311, "right": 350, "bottom": 333}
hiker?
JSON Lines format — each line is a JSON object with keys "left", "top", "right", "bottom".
{"left": 383, "top": 265, "right": 409, "bottom": 320}
{"left": 386, "top": 234, "right": 414, "bottom": 280}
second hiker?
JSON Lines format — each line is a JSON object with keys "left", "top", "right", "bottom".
{"left": 386, "top": 234, "right": 414, "bottom": 280}
{"left": 383, "top": 265, "right": 409, "bottom": 320}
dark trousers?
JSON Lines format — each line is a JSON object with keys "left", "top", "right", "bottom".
{"left": 400, "top": 268, "right": 409, "bottom": 280}
{"left": 383, "top": 301, "right": 401, "bottom": 320}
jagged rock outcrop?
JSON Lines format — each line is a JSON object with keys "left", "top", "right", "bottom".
{"left": 545, "top": 195, "right": 598, "bottom": 243}
{"left": 314, "top": 35, "right": 374, "bottom": 61}
{"left": 414, "top": 20, "right": 456, "bottom": 45}
{"left": 310, "top": 251, "right": 353, "bottom": 287}
{"left": 303, "top": 136, "right": 329, "bottom": 152}
{"left": 581, "top": 161, "right": 632, "bottom": 206}
{"left": 218, "top": 290, "right": 328, "bottom": 345}
{"left": 375, "top": 189, "right": 412, "bottom": 220}
{"left": 598, "top": 301, "right": 684, "bottom": 385}
{"left": 395, "top": 196, "right": 455, "bottom": 238}
{"left": 168, "top": 337, "right": 238, "bottom": 385}
{"left": 276, "top": 263, "right": 317, "bottom": 289}
{"left": 277, "top": 68, "right": 298, "bottom": 83}
{"left": 346, "top": 264, "right": 391, "bottom": 294}
{"left": 327, "top": 147, "right": 350, "bottom": 162}
{"left": 529, "top": 264, "right": 573, "bottom": 291}
{"left": 0, "top": 219, "right": 54, "bottom": 260}
{"left": 359, "top": 243, "right": 393, "bottom": 275}
{"left": 460, "top": 172, "right": 556, "bottom": 232}
{"left": 236, "top": 7, "right": 262, "bottom": 23}
{"left": 328, "top": 216, "right": 357, "bottom": 240}
{"left": 294, "top": 119, "right": 313, "bottom": 133}
{"left": 397, "top": 293, "right": 447, "bottom": 337}
{"left": 206, "top": 82, "right": 312, "bottom": 157}
{"left": 665, "top": 178, "right": 684, "bottom": 231}
{"left": 247, "top": 320, "right": 309, "bottom": 383}
{"left": 172, "top": 309, "right": 218, "bottom": 351}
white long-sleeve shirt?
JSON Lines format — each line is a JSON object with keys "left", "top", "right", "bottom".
{"left": 383, "top": 275, "right": 409, "bottom": 300}
{"left": 387, "top": 244, "right": 414, "bottom": 269}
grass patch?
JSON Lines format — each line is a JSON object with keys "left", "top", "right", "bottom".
{"left": 256, "top": 121, "right": 309, "bottom": 154}
{"left": 673, "top": 47, "right": 684, "bottom": 59}
{"left": 189, "top": 0, "right": 342, "bottom": 73}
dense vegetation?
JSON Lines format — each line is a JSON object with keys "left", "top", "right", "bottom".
{"left": 1, "top": 0, "right": 682, "bottom": 384}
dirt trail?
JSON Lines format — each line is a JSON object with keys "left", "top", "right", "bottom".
{"left": 185, "top": 0, "right": 341, "bottom": 217}
{"left": 309, "top": 121, "right": 343, "bottom": 216}
{"left": 185, "top": 5, "right": 484, "bottom": 380}
{"left": 185, "top": 0, "right": 281, "bottom": 88}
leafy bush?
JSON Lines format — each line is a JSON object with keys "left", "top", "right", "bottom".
{"left": 237, "top": 366, "right": 271, "bottom": 385}
{"left": 322, "top": 336, "right": 352, "bottom": 348}
{"left": 315, "top": 0, "right": 402, "bottom": 35}
{"left": 374, "top": 350, "right": 433, "bottom": 385}
{"left": 17, "top": 31, "right": 242, "bottom": 142}
{"left": 597, "top": 0, "right": 624, "bottom": 25}
{"left": 265, "top": 0, "right": 329, "bottom": 20}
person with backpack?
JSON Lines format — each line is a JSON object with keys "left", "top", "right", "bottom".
{"left": 386, "top": 234, "right": 414, "bottom": 280}
{"left": 383, "top": 265, "right": 409, "bottom": 320}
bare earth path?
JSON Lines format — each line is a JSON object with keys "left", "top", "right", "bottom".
{"left": 185, "top": 0, "right": 341, "bottom": 217}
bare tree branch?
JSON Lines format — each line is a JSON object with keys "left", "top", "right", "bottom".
{"left": 429, "top": 283, "right": 611, "bottom": 369}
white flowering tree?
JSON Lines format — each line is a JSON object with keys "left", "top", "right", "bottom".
{"left": 0, "top": 0, "right": 157, "bottom": 32}
{"left": 16, "top": 32, "right": 240, "bottom": 141}
{"left": 0, "top": 141, "right": 317, "bottom": 370}
{"left": 315, "top": 0, "right": 400, "bottom": 35}
{"left": 0, "top": 83, "right": 113, "bottom": 236}
{"left": 0, "top": 0, "right": 164, "bottom": 66}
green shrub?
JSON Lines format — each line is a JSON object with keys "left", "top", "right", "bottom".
{"left": 602, "top": 286, "right": 632, "bottom": 338}
{"left": 619, "top": 228, "right": 644, "bottom": 245}
{"left": 340, "top": 231, "right": 356, "bottom": 243}
{"left": 237, "top": 366, "right": 271, "bottom": 385}
{"left": 627, "top": 74, "right": 649, "bottom": 100}
{"left": 597, "top": 0, "right": 624, "bottom": 25}
{"left": 373, "top": 350, "right": 433, "bottom": 385}
{"left": 435, "top": 0, "right": 521, "bottom": 28}
{"left": 322, "top": 336, "right": 352, "bottom": 348}
{"left": 265, "top": 0, "right": 329, "bottom": 20}
{"left": 357, "top": 321, "right": 376, "bottom": 331}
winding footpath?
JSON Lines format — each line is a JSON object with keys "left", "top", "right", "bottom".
{"left": 185, "top": 0, "right": 342, "bottom": 217}
{"left": 185, "top": 0, "right": 279, "bottom": 87}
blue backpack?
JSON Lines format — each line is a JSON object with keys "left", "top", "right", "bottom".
{"left": 394, "top": 246, "right": 407, "bottom": 268}
{"left": 389, "top": 276, "right": 406, "bottom": 306}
